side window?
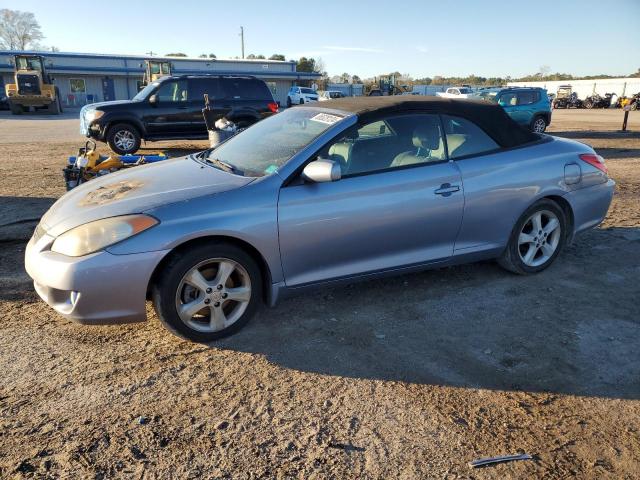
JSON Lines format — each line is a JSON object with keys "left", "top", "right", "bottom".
{"left": 320, "top": 114, "right": 445, "bottom": 177}
{"left": 517, "top": 90, "right": 538, "bottom": 105}
{"left": 156, "top": 80, "right": 188, "bottom": 102}
{"left": 190, "top": 79, "right": 223, "bottom": 101}
{"left": 441, "top": 115, "right": 499, "bottom": 159}
{"left": 498, "top": 92, "right": 517, "bottom": 106}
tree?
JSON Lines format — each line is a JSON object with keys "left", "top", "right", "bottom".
{"left": 246, "top": 54, "right": 266, "bottom": 59}
{"left": 269, "top": 54, "right": 286, "bottom": 61}
{"left": 0, "top": 9, "right": 44, "bottom": 50}
{"left": 166, "top": 52, "right": 188, "bottom": 57}
{"left": 351, "top": 75, "right": 362, "bottom": 84}
{"left": 199, "top": 53, "right": 216, "bottom": 59}
{"left": 296, "top": 57, "right": 316, "bottom": 73}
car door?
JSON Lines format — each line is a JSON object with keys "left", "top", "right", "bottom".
{"left": 144, "top": 79, "right": 191, "bottom": 136}
{"left": 189, "top": 77, "right": 225, "bottom": 134}
{"left": 277, "top": 113, "right": 464, "bottom": 287}
{"left": 498, "top": 91, "right": 527, "bottom": 125}
{"left": 515, "top": 90, "right": 538, "bottom": 125}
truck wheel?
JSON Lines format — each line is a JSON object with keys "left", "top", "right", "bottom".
{"left": 152, "top": 242, "right": 262, "bottom": 343}
{"left": 49, "top": 95, "right": 61, "bottom": 114}
{"left": 584, "top": 100, "right": 593, "bottom": 109}
{"left": 107, "top": 123, "right": 141, "bottom": 154}
{"left": 9, "top": 103, "right": 23, "bottom": 115}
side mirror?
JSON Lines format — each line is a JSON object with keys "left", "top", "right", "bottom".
{"left": 149, "top": 94, "right": 158, "bottom": 105}
{"left": 302, "top": 159, "right": 341, "bottom": 183}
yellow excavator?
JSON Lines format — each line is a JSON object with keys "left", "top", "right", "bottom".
{"left": 5, "top": 54, "right": 62, "bottom": 115}
{"left": 140, "top": 59, "right": 172, "bottom": 89}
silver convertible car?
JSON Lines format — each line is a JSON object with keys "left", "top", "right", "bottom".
{"left": 26, "top": 97, "right": 614, "bottom": 342}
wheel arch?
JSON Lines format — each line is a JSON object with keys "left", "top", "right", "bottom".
{"left": 105, "top": 117, "right": 146, "bottom": 137}
{"left": 147, "top": 235, "right": 273, "bottom": 305}
{"left": 541, "top": 194, "right": 575, "bottom": 243}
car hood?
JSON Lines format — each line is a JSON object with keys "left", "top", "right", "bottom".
{"left": 84, "top": 99, "right": 137, "bottom": 111}
{"left": 41, "top": 156, "right": 254, "bottom": 237}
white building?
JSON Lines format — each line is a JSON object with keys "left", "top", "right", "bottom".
{"left": 0, "top": 50, "right": 320, "bottom": 107}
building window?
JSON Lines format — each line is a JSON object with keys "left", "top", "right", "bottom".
{"left": 70, "top": 78, "right": 86, "bottom": 93}
{"left": 266, "top": 82, "right": 277, "bottom": 96}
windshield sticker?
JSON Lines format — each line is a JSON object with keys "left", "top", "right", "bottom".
{"left": 264, "top": 165, "right": 279, "bottom": 175}
{"left": 309, "top": 113, "right": 342, "bottom": 125}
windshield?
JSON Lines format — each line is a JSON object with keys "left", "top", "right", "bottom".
{"left": 459, "top": 87, "right": 472, "bottom": 94}
{"left": 133, "top": 82, "right": 158, "bottom": 101}
{"left": 205, "top": 108, "right": 345, "bottom": 177}
{"left": 301, "top": 88, "right": 316, "bottom": 95}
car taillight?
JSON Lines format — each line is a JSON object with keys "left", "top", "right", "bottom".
{"left": 267, "top": 102, "right": 278, "bottom": 113}
{"left": 579, "top": 153, "right": 608, "bottom": 175}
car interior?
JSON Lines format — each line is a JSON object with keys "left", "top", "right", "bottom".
{"left": 324, "top": 114, "right": 499, "bottom": 176}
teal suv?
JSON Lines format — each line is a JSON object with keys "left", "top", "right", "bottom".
{"left": 476, "top": 87, "right": 551, "bottom": 133}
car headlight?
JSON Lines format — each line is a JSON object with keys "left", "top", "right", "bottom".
{"left": 84, "top": 109, "right": 104, "bottom": 122}
{"left": 51, "top": 215, "right": 158, "bottom": 257}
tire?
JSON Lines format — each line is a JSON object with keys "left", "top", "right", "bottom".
{"left": 48, "top": 95, "right": 61, "bottom": 114}
{"left": 531, "top": 115, "right": 547, "bottom": 133}
{"left": 498, "top": 199, "right": 567, "bottom": 275}
{"left": 9, "top": 102, "right": 23, "bottom": 115}
{"left": 107, "top": 123, "right": 141, "bottom": 154}
{"left": 584, "top": 100, "right": 593, "bottom": 109}
{"left": 152, "top": 242, "right": 262, "bottom": 343}
{"left": 299, "top": 98, "right": 304, "bottom": 105}
{"left": 631, "top": 102, "right": 638, "bottom": 111}
{"left": 286, "top": 97, "right": 292, "bottom": 108}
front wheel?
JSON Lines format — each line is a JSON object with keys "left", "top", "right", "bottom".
{"left": 584, "top": 100, "right": 593, "bottom": 109}
{"left": 107, "top": 123, "right": 141, "bottom": 154}
{"left": 286, "top": 97, "right": 292, "bottom": 108}
{"left": 498, "top": 199, "right": 567, "bottom": 275}
{"left": 531, "top": 115, "right": 547, "bottom": 133}
{"left": 152, "top": 243, "right": 262, "bottom": 343}
{"left": 299, "top": 98, "right": 304, "bottom": 105}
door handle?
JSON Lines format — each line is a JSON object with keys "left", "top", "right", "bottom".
{"left": 434, "top": 183, "right": 460, "bottom": 196}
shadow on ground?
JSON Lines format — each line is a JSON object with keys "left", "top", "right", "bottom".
{"left": 551, "top": 130, "right": 640, "bottom": 139}
{"left": 216, "top": 226, "right": 640, "bottom": 400}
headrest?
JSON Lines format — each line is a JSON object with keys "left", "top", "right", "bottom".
{"left": 412, "top": 123, "right": 441, "bottom": 150}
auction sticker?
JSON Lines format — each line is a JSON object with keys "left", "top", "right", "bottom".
{"left": 310, "top": 113, "right": 342, "bottom": 125}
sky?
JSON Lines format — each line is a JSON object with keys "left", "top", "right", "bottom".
{"left": 3, "top": 0, "right": 640, "bottom": 79}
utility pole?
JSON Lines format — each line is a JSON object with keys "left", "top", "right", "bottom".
{"left": 239, "top": 26, "right": 245, "bottom": 59}
{"left": 146, "top": 51, "right": 155, "bottom": 57}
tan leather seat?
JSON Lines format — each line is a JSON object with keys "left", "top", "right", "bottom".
{"left": 391, "top": 124, "right": 445, "bottom": 167}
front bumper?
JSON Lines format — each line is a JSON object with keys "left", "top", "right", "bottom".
{"left": 25, "top": 231, "right": 169, "bottom": 325}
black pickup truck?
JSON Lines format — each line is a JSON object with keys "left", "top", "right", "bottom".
{"left": 80, "top": 75, "right": 278, "bottom": 154}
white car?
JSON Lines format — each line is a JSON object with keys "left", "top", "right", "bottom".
{"left": 287, "top": 86, "right": 319, "bottom": 106}
{"left": 436, "top": 87, "right": 474, "bottom": 99}
{"left": 318, "top": 90, "right": 345, "bottom": 101}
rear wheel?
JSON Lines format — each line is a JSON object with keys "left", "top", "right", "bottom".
{"left": 152, "top": 243, "right": 262, "bottom": 343}
{"left": 531, "top": 115, "right": 547, "bottom": 133}
{"left": 107, "top": 123, "right": 141, "bottom": 154}
{"left": 498, "top": 199, "right": 566, "bottom": 275}
{"left": 584, "top": 100, "right": 593, "bottom": 109}
{"left": 286, "top": 97, "right": 292, "bottom": 108}
{"left": 299, "top": 98, "right": 304, "bottom": 105}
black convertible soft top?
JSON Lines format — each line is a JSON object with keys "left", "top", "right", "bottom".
{"left": 319, "top": 96, "right": 538, "bottom": 148}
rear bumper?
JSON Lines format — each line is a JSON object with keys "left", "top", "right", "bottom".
{"left": 565, "top": 179, "right": 615, "bottom": 236}
{"left": 25, "top": 232, "right": 169, "bottom": 325}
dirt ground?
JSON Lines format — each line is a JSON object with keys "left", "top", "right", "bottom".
{"left": 0, "top": 109, "right": 639, "bottom": 479}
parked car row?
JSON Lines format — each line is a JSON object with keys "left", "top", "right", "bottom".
{"left": 474, "top": 87, "right": 552, "bottom": 133}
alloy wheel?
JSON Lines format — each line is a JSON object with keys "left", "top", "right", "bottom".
{"left": 114, "top": 130, "right": 135, "bottom": 151}
{"left": 533, "top": 118, "right": 546, "bottom": 133}
{"left": 517, "top": 210, "right": 561, "bottom": 267}
{"left": 175, "top": 258, "right": 252, "bottom": 333}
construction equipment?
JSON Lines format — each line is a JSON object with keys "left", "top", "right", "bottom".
{"left": 140, "top": 60, "right": 173, "bottom": 89}
{"left": 366, "top": 74, "right": 408, "bottom": 96}
{"left": 4, "top": 54, "right": 62, "bottom": 115}
{"left": 62, "top": 140, "right": 167, "bottom": 190}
